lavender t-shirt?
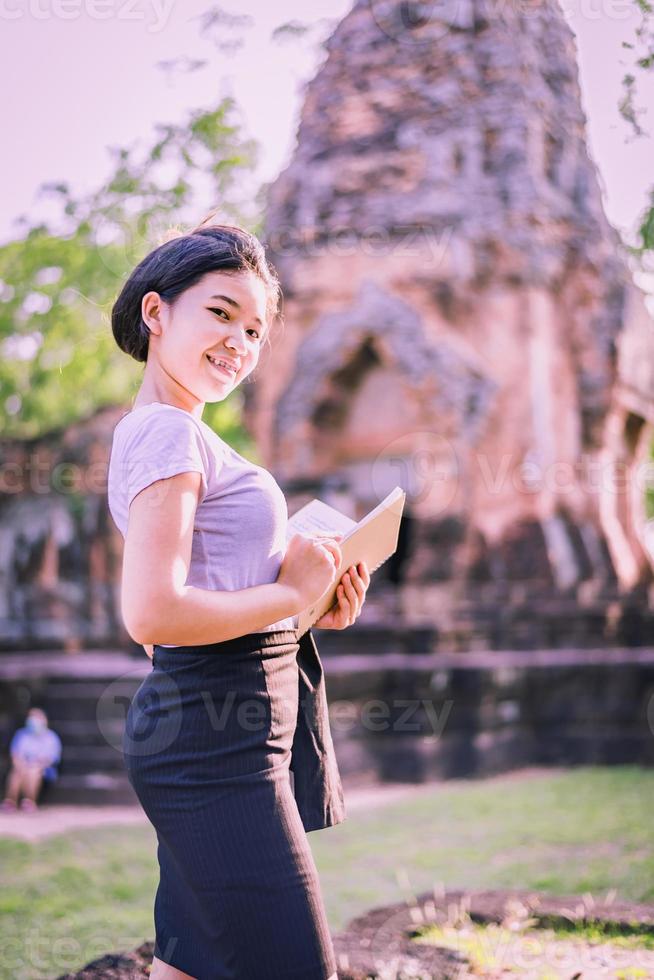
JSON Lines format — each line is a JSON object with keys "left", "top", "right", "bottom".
{"left": 107, "top": 402, "right": 297, "bottom": 642}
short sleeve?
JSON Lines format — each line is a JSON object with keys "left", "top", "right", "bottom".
{"left": 9, "top": 730, "right": 25, "bottom": 756}
{"left": 121, "top": 409, "right": 210, "bottom": 512}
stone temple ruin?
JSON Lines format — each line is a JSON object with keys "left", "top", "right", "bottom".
{"left": 243, "top": 0, "right": 654, "bottom": 648}
{"left": 2, "top": 0, "right": 654, "bottom": 805}
{"left": 0, "top": 0, "right": 653, "bottom": 656}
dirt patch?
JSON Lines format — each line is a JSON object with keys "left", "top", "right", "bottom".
{"left": 56, "top": 887, "right": 654, "bottom": 979}
{"left": 331, "top": 887, "right": 654, "bottom": 978}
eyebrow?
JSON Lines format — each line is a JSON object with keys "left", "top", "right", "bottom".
{"left": 209, "top": 294, "right": 263, "bottom": 328}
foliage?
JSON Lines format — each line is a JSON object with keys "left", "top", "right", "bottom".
{"left": 620, "top": 1, "right": 654, "bottom": 257}
{"left": 0, "top": 96, "right": 262, "bottom": 447}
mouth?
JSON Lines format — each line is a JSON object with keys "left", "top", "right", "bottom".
{"left": 206, "top": 354, "right": 238, "bottom": 380}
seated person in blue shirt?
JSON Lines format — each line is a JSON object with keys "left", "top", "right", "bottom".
{"left": 1, "top": 708, "right": 62, "bottom": 812}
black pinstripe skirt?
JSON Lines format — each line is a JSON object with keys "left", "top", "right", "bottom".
{"left": 123, "top": 628, "right": 342, "bottom": 980}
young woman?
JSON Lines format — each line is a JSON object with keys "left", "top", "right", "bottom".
{"left": 106, "top": 219, "right": 370, "bottom": 980}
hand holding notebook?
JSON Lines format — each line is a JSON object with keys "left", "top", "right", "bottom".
{"left": 286, "top": 486, "right": 406, "bottom": 636}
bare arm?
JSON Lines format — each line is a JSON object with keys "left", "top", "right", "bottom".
{"left": 121, "top": 471, "right": 302, "bottom": 646}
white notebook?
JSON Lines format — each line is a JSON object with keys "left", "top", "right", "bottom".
{"left": 286, "top": 486, "right": 406, "bottom": 636}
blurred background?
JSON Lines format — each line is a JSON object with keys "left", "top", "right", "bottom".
{"left": 1, "top": 1, "right": 654, "bottom": 977}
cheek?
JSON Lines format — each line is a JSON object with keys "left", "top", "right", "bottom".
{"left": 157, "top": 337, "right": 207, "bottom": 384}
{"left": 166, "top": 327, "right": 209, "bottom": 360}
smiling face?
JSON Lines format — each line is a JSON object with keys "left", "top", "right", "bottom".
{"left": 140, "top": 269, "right": 270, "bottom": 410}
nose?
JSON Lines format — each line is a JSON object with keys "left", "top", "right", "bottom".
{"left": 224, "top": 328, "right": 248, "bottom": 357}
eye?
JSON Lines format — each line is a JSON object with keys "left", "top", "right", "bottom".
{"left": 208, "top": 307, "right": 229, "bottom": 320}
{"left": 208, "top": 307, "right": 260, "bottom": 339}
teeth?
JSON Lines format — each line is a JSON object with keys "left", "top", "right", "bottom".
{"left": 207, "top": 355, "right": 236, "bottom": 373}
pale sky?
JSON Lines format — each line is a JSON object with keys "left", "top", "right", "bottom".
{"left": 1, "top": 0, "right": 653, "bottom": 253}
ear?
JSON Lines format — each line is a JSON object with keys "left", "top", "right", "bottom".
{"left": 141, "top": 291, "right": 165, "bottom": 337}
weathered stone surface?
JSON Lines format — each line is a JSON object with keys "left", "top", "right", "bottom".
{"left": 0, "top": 404, "right": 130, "bottom": 652}
{"left": 250, "top": 0, "right": 654, "bottom": 606}
{"left": 3, "top": 0, "right": 654, "bottom": 810}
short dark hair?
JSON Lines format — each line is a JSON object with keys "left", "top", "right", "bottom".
{"left": 111, "top": 219, "right": 282, "bottom": 363}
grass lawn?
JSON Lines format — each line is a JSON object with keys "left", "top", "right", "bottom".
{"left": 0, "top": 766, "right": 652, "bottom": 979}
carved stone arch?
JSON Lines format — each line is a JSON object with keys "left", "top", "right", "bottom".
{"left": 311, "top": 334, "right": 384, "bottom": 433}
{"left": 274, "top": 279, "right": 498, "bottom": 445}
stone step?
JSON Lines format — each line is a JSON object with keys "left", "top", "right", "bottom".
{"left": 50, "top": 744, "right": 125, "bottom": 773}
{"left": 42, "top": 772, "right": 139, "bottom": 806}
{"left": 313, "top": 625, "right": 438, "bottom": 656}
{"left": 41, "top": 680, "right": 142, "bottom": 723}
{"left": 43, "top": 719, "right": 126, "bottom": 745}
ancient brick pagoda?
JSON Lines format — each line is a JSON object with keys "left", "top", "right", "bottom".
{"left": 3, "top": 0, "right": 654, "bottom": 808}
{"left": 243, "top": 0, "right": 654, "bottom": 646}
{"left": 1, "top": 0, "right": 654, "bottom": 656}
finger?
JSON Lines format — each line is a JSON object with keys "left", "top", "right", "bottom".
{"left": 349, "top": 565, "right": 367, "bottom": 596}
{"left": 335, "top": 584, "right": 352, "bottom": 626}
{"left": 348, "top": 561, "right": 368, "bottom": 588}
{"left": 317, "top": 539, "right": 342, "bottom": 568}
{"left": 336, "top": 581, "right": 351, "bottom": 613}
{"left": 341, "top": 570, "right": 360, "bottom": 613}
{"left": 348, "top": 572, "right": 364, "bottom": 617}
{"left": 343, "top": 565, "right": 365, "bottom": 599}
